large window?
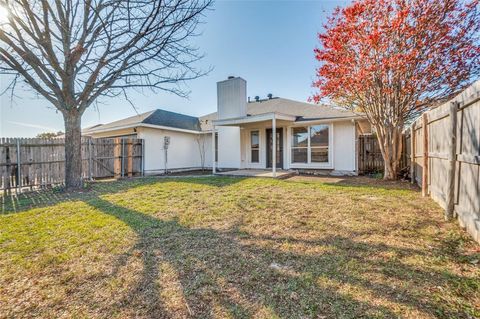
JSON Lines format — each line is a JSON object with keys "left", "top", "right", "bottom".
{"left": 291, "top": 125, "right": 329, "bottom": 164}
{"left": 250, "top": 130, "right": 260, "bottom": 163}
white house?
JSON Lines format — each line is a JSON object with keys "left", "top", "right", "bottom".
{"left": 84, "top": 76, "right": 371, "bottom": 176}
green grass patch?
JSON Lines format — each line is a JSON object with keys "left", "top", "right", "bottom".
{"left": 0, "top": 176, "right": 478, "bottom": 318}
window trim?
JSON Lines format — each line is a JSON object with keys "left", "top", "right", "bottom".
{"left": 250, "top": 130, "right": 260, "bottom": 163}
{"left": 291, "top": 126, "right": 309, "bottom": 164}
{"left": 246, "top": 128, "right": 264, "bottom": 166}
{"left": 309, "top": 124, "right": 329, "bottom": 163}
{"left": 289, "top": 123, "right": 332, "bottom": 167}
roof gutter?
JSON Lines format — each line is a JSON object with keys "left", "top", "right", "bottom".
{"left": 84, "top": 123, "right": 203, "bottom": 135}
{"left": 293, "top": 115, "right": 365, "bottom": 125}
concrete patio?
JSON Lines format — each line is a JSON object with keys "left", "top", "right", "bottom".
{"left": 214, "top": 169, "right": 296, "bottom": 179}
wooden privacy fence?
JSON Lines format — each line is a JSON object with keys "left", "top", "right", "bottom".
{"left": 405, "top": 80, "right": 480, "bottom": 242}
{"left": 0, "top": 137, "right": 144, "bottom": 192}
{"left": 358, "top": 134, "right": 408, "bottom": 174}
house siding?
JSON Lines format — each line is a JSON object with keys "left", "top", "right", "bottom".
{"left": 137, "top": 127, "right": 212, "bottom": 174}
{"left": 333, "top": 120, "right": 356, "bottom": 172}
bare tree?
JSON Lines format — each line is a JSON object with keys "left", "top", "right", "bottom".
{"left": 0, "top": 0, "right": 212, "bottom": 188}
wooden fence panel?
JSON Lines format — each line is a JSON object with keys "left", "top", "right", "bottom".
{"left": 358, "top": 135, "right": 384, "bottom": 173}
{"left": 0, "top": 137, "right": 144, "bottom": 192}
{"left": 406, "top": 80, "right": 480, "bottom": 242}
{"left": 358, "top": 134, "right": 408, "bottom": 175}
{"left": 413, "top": 123, "right": 424, "bottom": 185}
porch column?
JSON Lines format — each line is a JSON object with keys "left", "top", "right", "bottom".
{"left": 272, "top": 114, "right": 276, "bottom": 177}
{"left": 212, "top": 126, "right": 216, "bottom": 174}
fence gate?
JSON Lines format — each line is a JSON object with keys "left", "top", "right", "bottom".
{"left": 0, "top": 137, "right": 144, "bottom": 193}
{"left": 358, "top": 135, "right": 384, "bottom": 174}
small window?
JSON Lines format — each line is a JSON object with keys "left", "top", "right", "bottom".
{"left": 251, "top": 130, "right": 259, "bottom": 163}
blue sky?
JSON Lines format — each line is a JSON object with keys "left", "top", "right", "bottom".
{"left": 0, "top": 0, "right": 349, "bottom": 137}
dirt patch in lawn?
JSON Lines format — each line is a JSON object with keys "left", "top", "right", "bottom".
{"left": 0, "top": 176, "right": 478, "bottom": 319}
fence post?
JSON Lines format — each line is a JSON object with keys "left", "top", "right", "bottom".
{"left": 16, "top": 139, "right": 22, "bottom": 193}
{"left": 121, "top": 139, "right": 125, "bottom": 178}
{"left": 114, "top": 138, "right": 121, "bottom": 179}
{"left": 127, "top": 138, "right": 133, "bottom": 177}
{"left": 141, "top": 139, "right": 145, "bottom": 176}
{"left": 4, "top": 144, "right": 11, "bottom": 195}
{"left": 445, "top": 102, "right": 458, "bottom": 220}
{"left": 422, "top": 113, "right": 429, "bottom": 197}
{"left": 410, "top": 123, "right": 416, "bottom": 184}
{"left": 88, "top": 138, "right": 93, "bottom": 180}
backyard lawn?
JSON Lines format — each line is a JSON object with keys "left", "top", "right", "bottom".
{"left": 0, "top": 176, "right": 479, "bottom": 319}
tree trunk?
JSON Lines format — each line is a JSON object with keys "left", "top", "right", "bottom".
{"left": 376, "top": 125, "right": 403, "bottom": 180}
{"left": 63, "top": 110, "right": 83, "bottom": 189}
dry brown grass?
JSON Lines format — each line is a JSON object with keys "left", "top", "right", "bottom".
{"left": 0, "top": 176, "right": 478, "bottom": 318}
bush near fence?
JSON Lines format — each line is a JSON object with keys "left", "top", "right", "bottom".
{"left": 0, "top": 137, "right": 144, "bottom": 193}
{"left": 405, "top": 80, "right": 480, "bottom": 243}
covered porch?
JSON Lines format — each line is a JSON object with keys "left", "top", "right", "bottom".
{"left": 211, "top": 112, "right": 296, "bottom": 177}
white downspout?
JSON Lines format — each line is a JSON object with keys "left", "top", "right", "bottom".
{"left": 212, "top": 127, "right": 216, "bottom": 174}
{"left": 272, "top": 114, "right": 276, "bottom": 178}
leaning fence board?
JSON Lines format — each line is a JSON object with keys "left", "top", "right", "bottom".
{"left": 0, "top": 137, "right": 144, "bottom": 192}
{"left": 406, "top": 80, "right": 480, "bottom": 243}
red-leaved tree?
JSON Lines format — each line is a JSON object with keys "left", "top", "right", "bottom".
{"left": 312, "top": 0, "right": 480, "bottom": 179}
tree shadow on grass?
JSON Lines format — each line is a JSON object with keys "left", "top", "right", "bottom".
{"left": 0, "top": 176, "right": 245, "bottom": 215}
{"left": 286, "top": 175, "right": 420, "bottom": 192}
{"left": 85, "top": 196, "right": 476, "bottom": 319}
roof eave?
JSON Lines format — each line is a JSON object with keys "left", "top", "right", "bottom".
{"left": 84, "top": 122, "right": 202, "bottom": 135}
{"left": 213, "top": 112, "right": 296, "bottom": 126}
{"left": 294, "top": 115, "right": 365, "bottom": 124}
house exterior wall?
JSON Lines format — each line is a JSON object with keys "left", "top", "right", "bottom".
{"left": 220, "top": 119, "right": 357, "bottom": 174}
{"left": 243, "top": 127, "right": 268, "bottom": 169}
{"left": 333, "top": 120, "right": 356, "bottom": 173}
{"left": 137, "top": 127, "right": 211, "bottom": 174}
{"left": 87, "top": 127, "right": 211, "bottom": 175}
{"left": 87, "top": 119, "right": 357, "bottom": 175}
{"left": 217, "top": 126, "right": 242, "bottom": 169}
{"left": 215, "top": 77, "right": 247, "bottom": 170}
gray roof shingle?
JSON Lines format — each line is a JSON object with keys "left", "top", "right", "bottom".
{"left": 85, "top": 98, "right": 362, "bottom": 133}
{"left": 85, "top": 109, "right": 201, "bottom": 133}
{"left": 199, "top": 98, "right": 361, "bottom": 130}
